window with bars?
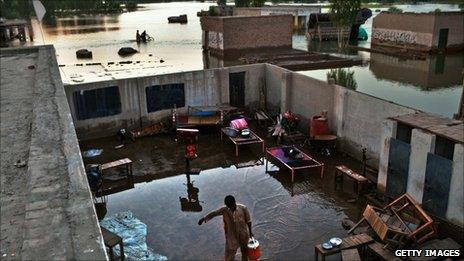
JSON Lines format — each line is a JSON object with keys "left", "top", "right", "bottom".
{"left": 145, "top": 83, "right": 185, "bottom": 113}
{"left": 73, "top": 86, "right": 122, "bottom": 120}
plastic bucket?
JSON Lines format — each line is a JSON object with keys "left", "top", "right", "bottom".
{"left": 310, "top": 116, "right": 329, "bottom": 138}
{"left": 247, "top": 237, "right": 261, "bottom": 260}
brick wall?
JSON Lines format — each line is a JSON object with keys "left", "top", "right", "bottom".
{"left": 201, "top": 15, "right": 293, "bottom": 55}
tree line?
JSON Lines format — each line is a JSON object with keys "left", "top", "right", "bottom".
{"left": 0, "top": 0, "right": 138, "bottom": 19}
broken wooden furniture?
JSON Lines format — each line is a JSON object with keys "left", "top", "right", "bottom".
{"left": 221, "top": 128, "right": 265, "bottom": 157}
{"left": 409, "top": 238, "right": 462, "bottom": 261}
{"left": 266, "top": 146, "right": 324, "bottom": 182}
{"left": 130, "top": 121, "right": 169, "bottom": 139}
{"left": 348, "top": 193, "right": 436, "bottom": 248}
{"left": 366, "top": 242, "right": 402, "bottom": 261}
{"left": 335, "top": 165, "right": 368, "bottom": 195}
{"left": 314, "top": 233, "right": 373, "bottom": 261}
{"left": 173, "top": 105, "right": 237, "bottom": 128}
{"left": 101, "top": 227, "right": 125, "bottom": 261}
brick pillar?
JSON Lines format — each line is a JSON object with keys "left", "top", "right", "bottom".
{"left": 280, "top": 72, "right": 292, "bottom": 113}
{"left": 446, "top": 143, "right": 464, "bottom": 227}
{"left": 378, "top": 119, "right": 397, "bottom": 193}
{"left": 406, "top": 129, "right": 436, "bottom": 203}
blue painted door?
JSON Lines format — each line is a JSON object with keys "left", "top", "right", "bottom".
{"left": 386, "top": 138, "right": 411, "bottom": 198}
{"left": 422, "top": 153, "right": 453, "bottom": 218}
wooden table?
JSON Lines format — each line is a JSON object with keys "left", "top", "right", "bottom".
{"left": 266, "top": 146, "right": 324, "bottom": 182}
{"left": 221, "top": 129, "right": 265, "bottom": 157}
{"left": 314, "top": 233, "right": 374, "bottom": 261}
{"left": 101, "top": 227, "right": 124, "bottom": 261}
{"left": 101, "top": 158, "right": 133, "bottom": 178}
{"left": 335, "top": 165, "right": 368, "bottom": 195}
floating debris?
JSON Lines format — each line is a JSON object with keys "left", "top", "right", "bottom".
{"left": 82, "top": 149, "right": 103, "bottom": 158}
{"left": 100, "top": 211, "right": 168, "bottom": 261}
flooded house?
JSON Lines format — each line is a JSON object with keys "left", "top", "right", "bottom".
{"left": 2, "top": 43, "right": 463, "bottom": 259}
{"left": 200, "top": 14, "right": 293, "bottom": 57}
{"left": 372, "top": 11, "right": 464, "bottom": 53}
{"left": 0, "top": 18, "right": 33, "bottom": 44}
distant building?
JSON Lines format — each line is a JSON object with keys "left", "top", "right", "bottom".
{"left": 372, "top": 11, "right": 464, "bottom": 52}
{"left": 200, "top": 14, "right": 293, "bottom": 57}
{"left": 233, "top": 5, "right": 321, "bottom": 29}
{"left": 0, "top": 18, "right": 32, "bottom": 43}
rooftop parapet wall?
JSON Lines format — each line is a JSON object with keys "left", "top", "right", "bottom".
{"left": 233, "top": 5, "right": 322, "bottom": 16}
{"left": 0, "top": 46, "right": 107, "bottom": 260}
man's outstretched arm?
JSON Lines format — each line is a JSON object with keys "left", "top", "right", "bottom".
{"left": 198, "top": 207, "right": 223, "bottom": 225}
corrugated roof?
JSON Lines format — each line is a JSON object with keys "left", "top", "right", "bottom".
{"left": 390, "top": 112, "right": 464, "bottom": 143}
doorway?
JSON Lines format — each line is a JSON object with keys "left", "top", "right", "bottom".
{"left": 438, "top": 28, "right": 448, "bottom": 49}
{"left": 229, "top": 72, "right": 246, "bottom": 107}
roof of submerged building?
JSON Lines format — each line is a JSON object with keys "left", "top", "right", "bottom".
{"left": 0, "top": 45, "right": 107, "bottom": 260}
{"left": 390, "top": 112, "right": 464, "bottom": 143}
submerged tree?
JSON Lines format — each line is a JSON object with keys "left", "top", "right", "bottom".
{"left": 251, "top": 0, "right": 266, "bottom": 7}
{"left": 387, "top": 6, "right": 403, "bottom": 13}
{"left": 329, "top": 0, "right": 360, "bottom": 49}
{"left": 327, "top": 68, "right": 357, "bottom": 90}
{"left": 235, "top": 0, "right": 251, "bottom": 8}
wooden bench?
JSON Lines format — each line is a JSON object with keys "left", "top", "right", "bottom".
{"left": 314, "top": 233, "right": 373, "bottom": 261}
{"left": 101, "top": 227, "right": 124, "bottom": 261}
{"left": 101, "top": 158, "right": 133, "bottom": 179}
{"left": 335, "top": 165, "right": 368, "bottom": 195}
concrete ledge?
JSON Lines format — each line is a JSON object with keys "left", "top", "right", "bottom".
{"left": 1, "top": 45, "right": 107, "bottom": 260}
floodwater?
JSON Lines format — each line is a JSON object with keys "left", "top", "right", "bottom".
{"left": 80, "top": 131, "right": 367, "bottom": 260}
{"left": 25, "top": 2, "right": 463, "bottom": 117}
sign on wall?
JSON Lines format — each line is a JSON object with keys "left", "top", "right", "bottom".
{"left": 208, "top": 31, "right": 223, "bottom": 50}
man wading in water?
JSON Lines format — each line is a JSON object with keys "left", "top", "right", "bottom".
{"left": 198, "top": 195, "right": 253, "bottom": 261}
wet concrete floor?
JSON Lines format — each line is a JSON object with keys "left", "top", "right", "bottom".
{"left": 80, "top": 129, "right": 372, "bottom": 260}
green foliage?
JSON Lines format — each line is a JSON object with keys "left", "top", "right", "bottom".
{"left": 387, "top": 6, "right": 403, "bottom": 13}
{"left": 433, "top": 8, "right": 441, "bottom": 12}
{"left": 252, "top": 0, "right": 265, "bottom": 7}
{"left": 251, "top": 0, "right": 265, "bottom": 7}
{"left": 329, "top": 0, "right": 360, "bottom": 48}
{"left": 235, "top": 0, "right": 251, "bottom": 8}
{"left": 327, "top": 69, "right": 357, "bottom": 90}
{"left": 208, "top": 6, "right": 219, "bottom": 16}
{"left": 0, "top": 0, "right": 33, "bottom": 19}
{"left": 126, "top": 0, "right": 138, "bottom": 11}
{"left": 217, "top": 0, "right": 227, "bottom": 5}
{"left": 329, "top": 0, "right": 361, "bottom": 27}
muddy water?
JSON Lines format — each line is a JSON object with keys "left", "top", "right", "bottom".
{"left": 81, "top": 131, "right": 367, "bottom": 260}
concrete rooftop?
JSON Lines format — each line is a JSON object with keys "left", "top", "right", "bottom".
{"left": 0, "top": 46, "right": 107, "bottom": 260}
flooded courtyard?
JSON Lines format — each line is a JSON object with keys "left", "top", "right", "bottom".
{"left": 80, "top": 130, "right": 368, "bottom": 260}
